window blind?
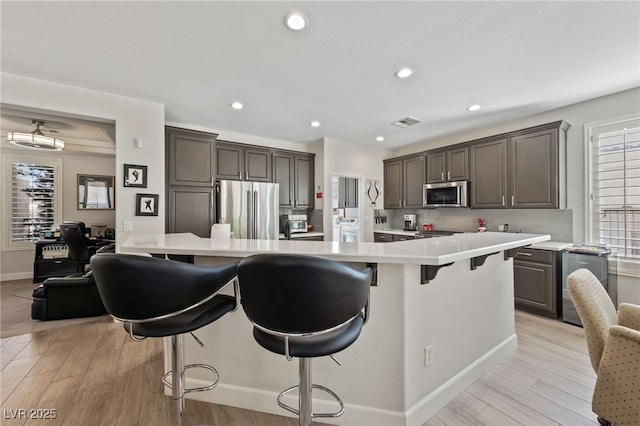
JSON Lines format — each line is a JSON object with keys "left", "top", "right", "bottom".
{"left": 11, "top": 161, "right": 57, "bottom": 242}
{"left": 592, "top": 120, "right": 640, "bottom": 259}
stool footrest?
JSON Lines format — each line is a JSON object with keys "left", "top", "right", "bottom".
{"left": 162, "top": 363, "right": 219, "bottom": 394}
{"left": 277, "top": 383, "right": 344, "bottom": 419}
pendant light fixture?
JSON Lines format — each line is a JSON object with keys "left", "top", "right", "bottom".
{"left": 7, "top": 120, "right": 65, "bottom": 151}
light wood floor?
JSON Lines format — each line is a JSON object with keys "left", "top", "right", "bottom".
{"left": 1, "top": 278, "right": 599, "bottom": 425}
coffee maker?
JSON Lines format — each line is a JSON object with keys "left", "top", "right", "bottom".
{"left": 403, "top": 214, "right": 417, "bottom": 231}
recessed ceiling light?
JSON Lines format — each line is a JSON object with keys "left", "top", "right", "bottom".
{"left": 310, "top": 121, "right": 320, "bottom": 127}
{"left": 376, "top": 136, "right": 385, "bottom": 142}
{"left": 394, "top": 67, "right": 415, "bottom": 79}
{"left": 467, "top": 104, "right": 481, "bottom": 111}
{"left": 284, "top": 13, "right": 307, "bottom": 31}
{"left": 230, "top": 102, "right": 244, "bottom": 110}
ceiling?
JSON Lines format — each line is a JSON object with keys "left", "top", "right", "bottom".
{"left": 1, "top": 1, "right": 639, "bottom": 151}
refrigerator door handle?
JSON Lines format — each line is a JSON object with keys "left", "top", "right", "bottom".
{"left": 247, "top": 190, "right": 253, "bottom": 239}
{"left": 253, "top": 190, "right": 258, "bottom": 238}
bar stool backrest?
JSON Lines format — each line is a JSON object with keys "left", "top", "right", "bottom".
{"left": 237, "top": 254, "right": 372, "bottom": 334}
{"left": 90, "top": 253, "right": 238, "bottom": 322}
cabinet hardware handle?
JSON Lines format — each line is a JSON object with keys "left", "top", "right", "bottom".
{"left": 447, "top": 171, "right": 450, "bottom": 181}
{"left": 399, "top": 200, "right": 402, "bottom": 207}
{"left": 511, "top": 195, "right": 515, "bottom": 206}
{"left": 441, "top": 172, "right": 444, "bottom": 181}
{"left": 211, "top": 190, "right": 214, "bottom": 207}
{"left": 517, "top": 252, "right": 533, "bottom": 257}
{"left": 502, "top": 196, "right": 505, "bottom": 206}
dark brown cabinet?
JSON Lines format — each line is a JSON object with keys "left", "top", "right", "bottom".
{"left": 513, "top": 248, "right": 561, "bottom": 318}
{"left": 166, "top": 127, "right": 217, "bottom": 187}
{"left": 216, "top": 141, "right": 271, "bottom": 182}
{"left": 469, "top": 121, "right": 569, "bottom": 209}
{"left": 167, "top": 186, "right": 214, "bottom": 238}
{"left": 373, "top": 232, "right": 393, "bottom": 243}
{"left": 426, "top": 147, "right": 468, "bottom": 183}
{"left": 338, "top": 177, "right": 358, "bottom": 208}
{"left": 469, "top": 138, "right": 509, "bottom": 208}
{"left": 165, "top": 127, "right": 218, "bottom": 237}
{"left": 509, "top": 126, "right": 564, "bottom": 208}
{"left": 272, "top": 151, "right": 315, "bottom": 209}
{"left": 383, "top": 155, "right": 425, "bottom": 208}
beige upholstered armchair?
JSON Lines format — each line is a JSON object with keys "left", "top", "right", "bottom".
{"left": 567, "top": 268, "right": 640, "bottom": 426}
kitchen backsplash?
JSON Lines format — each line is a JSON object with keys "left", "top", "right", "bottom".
{"left": 375, "top": 208, "right": 573, "bottom": 242}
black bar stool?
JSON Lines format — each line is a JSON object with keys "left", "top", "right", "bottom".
{"left": 237, "top": 254, "right": 372, "bottom": 426}
{"left": 90, "top": 253, "right": 239, "bottom": 426}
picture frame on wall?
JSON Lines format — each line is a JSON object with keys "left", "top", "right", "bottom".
{"left": 124, "top": 164, "right": 147, "bottom": 188}
{"left": 135, "top": 193, "right": 159, "bottom": 216}
{"left": 77, "top": 174, "right": 115, "bottom": 210}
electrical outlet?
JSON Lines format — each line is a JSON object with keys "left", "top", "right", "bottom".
{"left": 424, "top": 345, "right": 433, "bottom": 367}
{"left": 123, "top": 220, "right": 133, "bottom": 232}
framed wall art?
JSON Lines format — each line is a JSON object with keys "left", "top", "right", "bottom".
{"left": 124, "top": 164, "right": 147, "bottom": 188}
{"left": 135, "top": 193, "right": 159, "bottom": 216}
{"left": 77, "top": 174, "right": 115, "bottom": 210}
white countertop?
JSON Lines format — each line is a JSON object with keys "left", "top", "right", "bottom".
{"left": 528, "top": 241, "right": 573, "bottom": 251}
{"left": 121, "top": 232, "right": 550, "bottom": 266}
{"left": 374, "top": 229, "right": 418, "bottom": 236}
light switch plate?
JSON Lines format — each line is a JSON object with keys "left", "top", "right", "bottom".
{"left": 123, "top": 220, "right": 133, "bottom": 232}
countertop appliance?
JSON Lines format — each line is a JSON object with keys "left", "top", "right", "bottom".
{"left": 339, "top": 217, "right": 360, "bottom": 242}
{"left": 561, "top": 249, "right": 614, "bottom": 326}
{"left": 423, "top": 181, "right": 469, "bottom": 208}
{"left": 216, "top": 180, "right": 279, "bottom": 240}
{"left": 282, "top": 214, "right": 308, "bottom": 239}
{"left": 403, "top": 214, "right": 417, "bottom": 231}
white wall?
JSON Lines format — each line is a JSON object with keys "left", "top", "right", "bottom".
{"left": 317, "top": 138, "right": 391, "bottom": 242}
{"left": 1, "top": 73, "right": 165, "bottom": 280}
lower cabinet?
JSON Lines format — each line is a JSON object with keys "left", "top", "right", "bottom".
{"left": 374, "top": 232, "right": 393, "bottom": 243}
{"left": 513, "top": 248, "right": 561, "bottom": 318}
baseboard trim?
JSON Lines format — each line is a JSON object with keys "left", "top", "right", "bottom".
{"left": 1, "top": 272, "right": 32, "bottom": 282}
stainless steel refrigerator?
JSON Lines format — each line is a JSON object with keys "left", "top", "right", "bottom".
{"left": 215, "top": 180, "right": 279, "bottom": 240}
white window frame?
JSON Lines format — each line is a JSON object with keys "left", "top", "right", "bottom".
{"left": 1, "top": 154, "right": 63, "bottom": 251}
{"left": 585, "top": 113, "right": 640, "bottom": 265}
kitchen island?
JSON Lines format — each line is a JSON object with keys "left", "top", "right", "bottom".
{"left": 121, "top": 232, "right": 549, "bottom": 425}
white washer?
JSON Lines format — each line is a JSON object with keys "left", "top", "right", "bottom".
{"left": 339, "top": 218, "right": 360, "bottom": 242}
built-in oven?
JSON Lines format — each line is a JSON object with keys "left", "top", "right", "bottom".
{"left": 423, "top": 181, "right": 469, "bottom": 208}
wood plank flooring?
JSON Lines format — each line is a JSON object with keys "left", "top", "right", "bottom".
{"left": 1, "top": 278, "right": 599, "bottom": 425}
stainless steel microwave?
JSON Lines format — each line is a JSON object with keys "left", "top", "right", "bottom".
{"left": 423, "top": 181, "right": 469, "bottom": 207}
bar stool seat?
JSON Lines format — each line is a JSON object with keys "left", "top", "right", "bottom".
{"left": 237, "top": 253, "right": 372, "bottom": 426}
{"left": 90, "top": 253, "right": 239, "bottom": 426}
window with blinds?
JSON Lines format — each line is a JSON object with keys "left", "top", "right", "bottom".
{"left": 9, "top": 160, "right": 59, "bottom": 243}
{"left": 590, "top": 116, "right": 640, "bottom": 260}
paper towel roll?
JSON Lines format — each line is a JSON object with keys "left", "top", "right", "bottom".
{"left": 211, "top": 223, "right": 231, "bottom": 239}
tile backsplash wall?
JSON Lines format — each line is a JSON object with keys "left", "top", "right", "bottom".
{"left": 374, "top": 208, "right": 573, "bottom": 242}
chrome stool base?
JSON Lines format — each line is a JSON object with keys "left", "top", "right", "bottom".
{"left": 277, "top": 357, "right": 344, "bottom": 426}
{"left": 162, "top": 363, "right": 220, "bottom": 394}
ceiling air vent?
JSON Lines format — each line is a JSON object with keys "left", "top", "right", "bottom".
{"left": 391, "top": 116, "right": 422, "bottom": 128}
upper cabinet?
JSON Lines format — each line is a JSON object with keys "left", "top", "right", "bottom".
{"left": 426, "top": 147, "right": 468, "bottom": 183}
{"left": 469, "top": 138, "right": 509, "bottom": 208}
{"left": 272, "top": 151, "right": 315, "bottom": 209}
{"left": 166, "top": 126, "right": 217, "bottom": 187}
{"left": 216, "top": 141, "right": 271, "bottom": 182}
{"left": 338, "top": 177, "right": 358, "bottom": 208}
{"left": 386, "top": 120, "right": 569, "bottom": 210}
{"left": 509, "top": 125, "right": 567, "bottom": 208}
{"left": 383, "top": 154, "right": 425, "bottom": 208}
{"left": 469, "top": 121, "right": 569, "bottom": 209}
